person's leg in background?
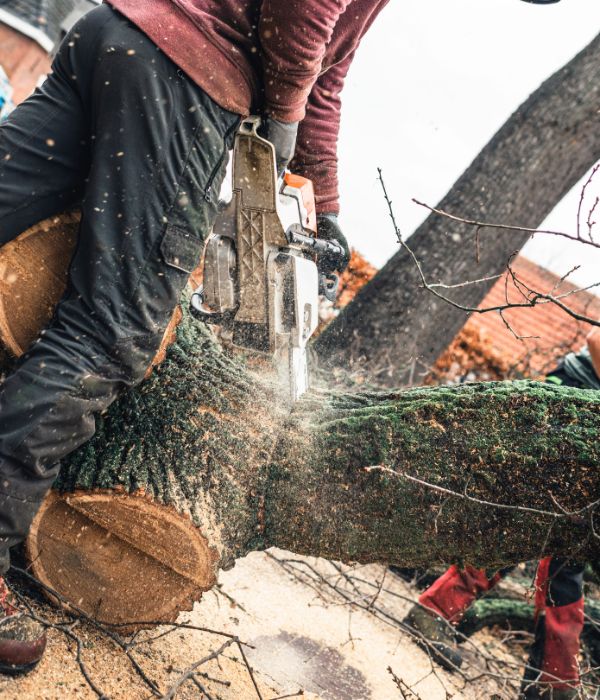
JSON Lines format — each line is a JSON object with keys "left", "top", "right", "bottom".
{"left": 521, "top": 557, "right": 585, "bottom": 700}
{"left": 0, "top": 5, "right": 238, "bottom": 673}
{"left": 404, "top": 564, "right": 513, "bottom": 670}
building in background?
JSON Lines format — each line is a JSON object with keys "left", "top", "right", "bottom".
{"left": 422, "top": 255, "right": 600, "bottom": 382}
{"left": 332, "top": 251, "right": 600, "bottom": 384}
{"left": 0, "top": 0, "right": 98, "bottom": 106}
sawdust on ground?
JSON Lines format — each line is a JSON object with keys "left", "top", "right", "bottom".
{"left": 1, "top": 551, "right": 527, "bottom": 700}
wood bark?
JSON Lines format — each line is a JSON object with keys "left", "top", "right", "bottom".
{"left": 19, "top": 307, "right": 600, "bottom": 626}
{"left": 315, "top": 32, "right": 600, "bottom": 385}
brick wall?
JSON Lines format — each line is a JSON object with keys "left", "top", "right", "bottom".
{"left": 0, "top": 23, "right": 51, "bottom": 104}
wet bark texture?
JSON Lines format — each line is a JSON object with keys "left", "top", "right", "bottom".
{"left": 315, "top": 32, "right": 600, "bottom": 385}
{"left": 26, "top": 306, "right": 598, "bottom": 624}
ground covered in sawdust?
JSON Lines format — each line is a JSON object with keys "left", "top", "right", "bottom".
{"left": 1, "top": 551, "right": 542, "bottom": 700}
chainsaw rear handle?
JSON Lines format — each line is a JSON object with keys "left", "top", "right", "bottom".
{"left": 286, "top": 226, "right": 345, "bottom": 260}
{"left": 319, "top": 273, "right": 339, "bottom": 302}
{"left": 285, "top": 226, "right": 344, "bottom": 302}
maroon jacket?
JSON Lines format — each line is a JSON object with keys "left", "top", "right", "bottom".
{"left": 105, "top": 0, "right": 389, "bottom": 213}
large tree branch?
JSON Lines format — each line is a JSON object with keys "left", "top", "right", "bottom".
{"left": 315, "top": 32, "right": 600, "bottom": 384}
{"left": 24, "top": 310, "right": 599, "bottom": 625}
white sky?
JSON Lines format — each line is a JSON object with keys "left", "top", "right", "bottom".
{"left": 337, "top": 0, "right": 600, "bottom": 291}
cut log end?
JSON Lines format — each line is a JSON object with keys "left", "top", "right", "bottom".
{"left": 0, "top": 211, "right": 184, "bottom": 372}
{"left": 0, "top": 211, "right": 80, "bottom": 356}
{"left": 26, "top": 490, "right": 219, "bottom": 627}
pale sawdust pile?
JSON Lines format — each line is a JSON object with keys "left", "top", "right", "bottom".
{"left": 1, "top": 553, "right": 531, "bottom": 699}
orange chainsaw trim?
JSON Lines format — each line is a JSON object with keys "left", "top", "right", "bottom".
{"left": 284, "top": 172, "right": 317, "bottom": 233}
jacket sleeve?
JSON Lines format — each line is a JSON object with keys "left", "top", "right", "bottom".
{"left": 289, "top": 53, "right": 354, "bottom": 215}
{"left": 258, "top": 0, "right": 352, "bottom": 123}
{"left": 285, "top": 0, "right": 390, "bottom": 214}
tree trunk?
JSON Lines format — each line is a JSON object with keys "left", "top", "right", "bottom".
{"left": 23, "top": 307, "right": 600, "bottom": 626}
{"left": 315, "top": 32, "right": 600, "bottom": 385}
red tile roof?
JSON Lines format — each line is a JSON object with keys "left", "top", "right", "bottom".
{"left": 465, "top": 256, "right": 600, "bottom": 375}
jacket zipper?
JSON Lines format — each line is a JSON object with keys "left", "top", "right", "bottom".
{"left": 204, "top": 119, "right": 241, "bottom": 202}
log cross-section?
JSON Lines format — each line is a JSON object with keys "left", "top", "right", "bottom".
{"left": 27, "top": 491, "right": 218, "bottom": 625}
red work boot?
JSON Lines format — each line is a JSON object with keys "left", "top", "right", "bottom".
{"left": 0, "top": 578, "right": 46, "bottom": 675}
{"left": 405, "top": 565, "right": 504, "bottom": 672}
{"left": 537, "top": 600, "right": 584, "bottom": 699}
{"left": 521, "top": 604, "right": 583, "bottom": 698}
{"left": 521, "top": 559, "right": 584, "bottom": 700}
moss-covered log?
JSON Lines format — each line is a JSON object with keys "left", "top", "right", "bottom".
{"left": 23, "top": 307, "right": 600, "bottom": 625}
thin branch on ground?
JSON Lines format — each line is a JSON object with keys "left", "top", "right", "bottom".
{"left": 7, "top": 567, "right": 262, "bottom": 700}
{"left": 160, "top": 639, "right": 237, "bottom": 700}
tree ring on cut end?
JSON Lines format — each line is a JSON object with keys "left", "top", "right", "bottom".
{"left": 0, "top": 210, "right": 183, "bottom": 374}
{"left": 26, "top": 490, "right": 219, "bottom": 628}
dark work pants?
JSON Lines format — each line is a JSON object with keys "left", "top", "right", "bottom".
{"left": 0, "top": 5, "right": 239, "bottom": 572}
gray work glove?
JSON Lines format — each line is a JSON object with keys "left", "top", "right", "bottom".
{"left": 317, "top": 213, "right": 350, "bottom": 275}
{"left": 258, "top": 117, "right": 299, "bottom": 177}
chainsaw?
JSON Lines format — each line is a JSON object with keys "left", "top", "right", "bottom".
{"left": 191, "top": 117, "right": 344, "bottom": 401}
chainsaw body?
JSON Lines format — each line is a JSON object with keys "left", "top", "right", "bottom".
{"left": 192, "top": 118, "right": 336, "bottom": 401}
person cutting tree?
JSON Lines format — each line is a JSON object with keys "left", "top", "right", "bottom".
{"left": 0, "top": 0, "right": 563, "bottom": 677}
{"left": 405, "top": 327, "right": 600, "bottom": 699}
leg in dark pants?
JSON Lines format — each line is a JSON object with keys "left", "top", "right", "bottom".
{"left": 0, "top": 5, "right": 239, "bottom": 572}
{"left": 521, "top": 557, "right": 585, "bottom": 698}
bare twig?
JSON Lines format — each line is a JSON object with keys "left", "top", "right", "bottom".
{"left": 237, "top": 639, "right": 265, "bottom": 700}
{"left": 160, "top": 639, "right": 237, "bottom": 700}
{"left": 376, "top": 171, "right": 600, "bottom": 330}
{"left": 363, "top": 466, "right": 600, "bottom": 522}
{"left": 8, "top": 567, "right": 258, "bottom": 699}
{"left": 577, "top": 163, "right": 600, "bottom": 242}
{"left": 414, "top": 197, "right": 600, "bottom": 250}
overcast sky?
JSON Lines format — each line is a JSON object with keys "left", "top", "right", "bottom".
{"left": 337, "top": 0, "right": 600, "bottom": 291}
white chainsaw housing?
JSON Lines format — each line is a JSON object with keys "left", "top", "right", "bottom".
{"left": 193, "top": 117, "right": 320, "bottom": 401}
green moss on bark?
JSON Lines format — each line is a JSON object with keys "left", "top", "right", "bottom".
{"left": 53, "top": 310, "right": 600, "bottom": 573}
{"left": 266, "top": 382, "right": 600, "bottom": 569}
